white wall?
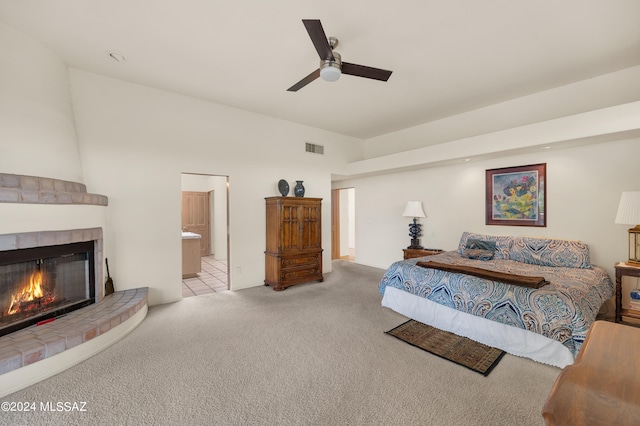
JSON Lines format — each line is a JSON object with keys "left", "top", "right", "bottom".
{"left": 338, "top": 188, "right": 356, "bottom": 256}
{"left": 0, "top": 23, "right": 83, "bottom": 182}
{"left": 181, "top": 174, "right": 214, "bottom": 192}
{"left": 211, "top": 176, "right": 228, "bottom": 261}
{"left": 69, "top": 70, "right": 363, "bottom": 305}
{"left": 0, "top": 204, "right": 106, "bottom": 236}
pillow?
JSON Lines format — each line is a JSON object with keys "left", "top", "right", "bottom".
{"left": 457, "top": 232, "right": 513, "bottom": 259}
{"left": 509, "top": 236, "right": 592, "bottom": 269}
{"left": 462, "top": 239, "right": 496, "bottom": 260}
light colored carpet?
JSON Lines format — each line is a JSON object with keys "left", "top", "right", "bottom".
{"left": 1, "top": 260, "right": 561, "bottom": 426}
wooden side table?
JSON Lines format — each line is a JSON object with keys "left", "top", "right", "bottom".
{"left": 614, "top": 262, "right": 640, "bottom": 324}
{"left": 403, "top": 248, "right": 444, "bottom": 260}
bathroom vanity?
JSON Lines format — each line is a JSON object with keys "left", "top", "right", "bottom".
{"left": 181, "top": 232, "right": 202, "bottom": 278}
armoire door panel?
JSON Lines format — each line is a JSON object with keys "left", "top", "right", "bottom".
{"left": 300, "top": 206, "right": 320, "bottom": 250}
{"left": 281, "top": 205, "right": 299, "bottom": 251}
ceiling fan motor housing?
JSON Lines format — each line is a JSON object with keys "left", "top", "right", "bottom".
{"left": 320, "top": 51, "right": 341, "bottom": 81}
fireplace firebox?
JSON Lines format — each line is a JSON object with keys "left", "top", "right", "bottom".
{"left": 0, "top": 241, "right": 95, "bottom": 337}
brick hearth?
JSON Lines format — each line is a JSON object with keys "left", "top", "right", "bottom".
{"left": 0, "top": 287, "right": 147, "bottom": 376}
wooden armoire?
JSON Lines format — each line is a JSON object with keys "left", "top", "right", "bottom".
{"left": 265, "top": 196, "right": 323, "bottom": 290}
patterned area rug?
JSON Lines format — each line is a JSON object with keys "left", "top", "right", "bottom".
{"left": 385, "top": 320, "right": 506, "bottom": 376}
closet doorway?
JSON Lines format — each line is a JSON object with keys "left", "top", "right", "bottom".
{"left": 181, "top": 173, "right": 229, "bottom": 297}
{"left": 331, "top": 187, "right": 355, "bottom": 261}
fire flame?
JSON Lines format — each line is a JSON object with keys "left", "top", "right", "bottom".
{"left": 7, "top": 271, "right": 44, "bottom": 315}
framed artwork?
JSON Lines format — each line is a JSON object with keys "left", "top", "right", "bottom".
{"left": 486, "top": 163, "right": 546, "bottom": 227}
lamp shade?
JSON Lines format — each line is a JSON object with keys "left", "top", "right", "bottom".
{"left": 615, "top": 191, "right": 640, "bottom": 225}
{"left": 402, "top": 201, "right": 426, "bottom": 218}
{"left": 615, "top": 191, "right": 640, "bottom": 265}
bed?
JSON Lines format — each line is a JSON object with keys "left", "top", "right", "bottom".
{"left": 379, "top": 232, "right": 615, "bottom": 368}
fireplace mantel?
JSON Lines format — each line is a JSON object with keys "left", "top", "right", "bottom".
{"left": 0, "top": 173, "right": 107, "bottom": 206}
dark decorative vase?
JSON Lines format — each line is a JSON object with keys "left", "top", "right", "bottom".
{"left": 277, "top": 179, "right": 289, "bottom": 196}
{"left": 294, "top": 181, "right": 305, "bottom": 197}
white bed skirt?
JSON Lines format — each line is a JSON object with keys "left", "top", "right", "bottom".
{"left": 382, "top": 286, "right": 574, "bottom": 368}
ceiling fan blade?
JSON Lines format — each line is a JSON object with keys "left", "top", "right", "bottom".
{"left": 287, "top": 69, "right": 321, "bottom": 92}
{"left": 302, "top": 19, "right": 334, "bottom": 61}
{"left": 342, "top": 62, "right": 393, "bottom": 82}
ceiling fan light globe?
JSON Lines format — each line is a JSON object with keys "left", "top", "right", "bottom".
{"left": 320, "top": 66, "right": 341, "bottom": 82}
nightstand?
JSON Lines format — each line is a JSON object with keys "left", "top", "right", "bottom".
{"left": 614, "top": 262, "right": 640, "bottom": 325}
{"left": 403, "top": 248, "right": 444, "bottom": 260}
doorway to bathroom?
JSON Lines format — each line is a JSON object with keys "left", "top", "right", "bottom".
{"left": 180, "top": 173, "right": 229, "bottom": 297}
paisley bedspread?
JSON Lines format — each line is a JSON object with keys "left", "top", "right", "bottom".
{"left": 379, "top": 251, "right": 614, "bottom": 356}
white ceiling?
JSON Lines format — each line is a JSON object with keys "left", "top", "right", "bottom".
{"left": 1, "top": 0, "right": 639, "bottom": 139}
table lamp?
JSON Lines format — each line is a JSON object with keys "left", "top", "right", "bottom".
{"left": 615, "top": 191, "right": 640, "bottom": 265}
{"left": 403, "top": 201, "right": 426, "bottom": 249}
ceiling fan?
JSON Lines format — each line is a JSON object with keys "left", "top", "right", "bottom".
{"left": 287, "top": 19, "right": 393, "bottom": 92}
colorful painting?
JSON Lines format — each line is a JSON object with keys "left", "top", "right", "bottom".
{"left": 486, "top": 163, "right": 546, "bottom": 227}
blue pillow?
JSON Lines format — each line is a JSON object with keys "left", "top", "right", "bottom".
{"left": 462, "top": 239, "right": 496, "bottom": 261}
{"left": 457, "top": 232, "right": 512, "bottom": 259}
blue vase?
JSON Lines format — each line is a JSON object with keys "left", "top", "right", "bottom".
{"left": 294, "top": 181, "right": 305, "bottom": 197}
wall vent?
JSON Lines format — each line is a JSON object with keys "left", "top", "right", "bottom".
{"left": 305, "top": 142, "right": 324, "bottom": 155}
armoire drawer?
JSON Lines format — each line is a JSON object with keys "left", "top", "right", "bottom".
{"left": 281, "top": 254, "right": 319, "bottom": 268}
{"left": 281, "top": 267, "right": 321, "bottom": 283}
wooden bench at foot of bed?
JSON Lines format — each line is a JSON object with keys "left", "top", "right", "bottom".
{"left": 542, "top": 320, "right": 640, "bottom": 426}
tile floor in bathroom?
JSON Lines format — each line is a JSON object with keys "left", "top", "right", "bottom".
{"left": 182, "top": 255, "right": 228, "bottom": 297}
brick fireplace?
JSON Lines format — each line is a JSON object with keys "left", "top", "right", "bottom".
{"left": 0, "top": 173, "right": 148, "bottom": 397}
{"left": 0, "top": 172, "right": 108, "bottom": 315}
